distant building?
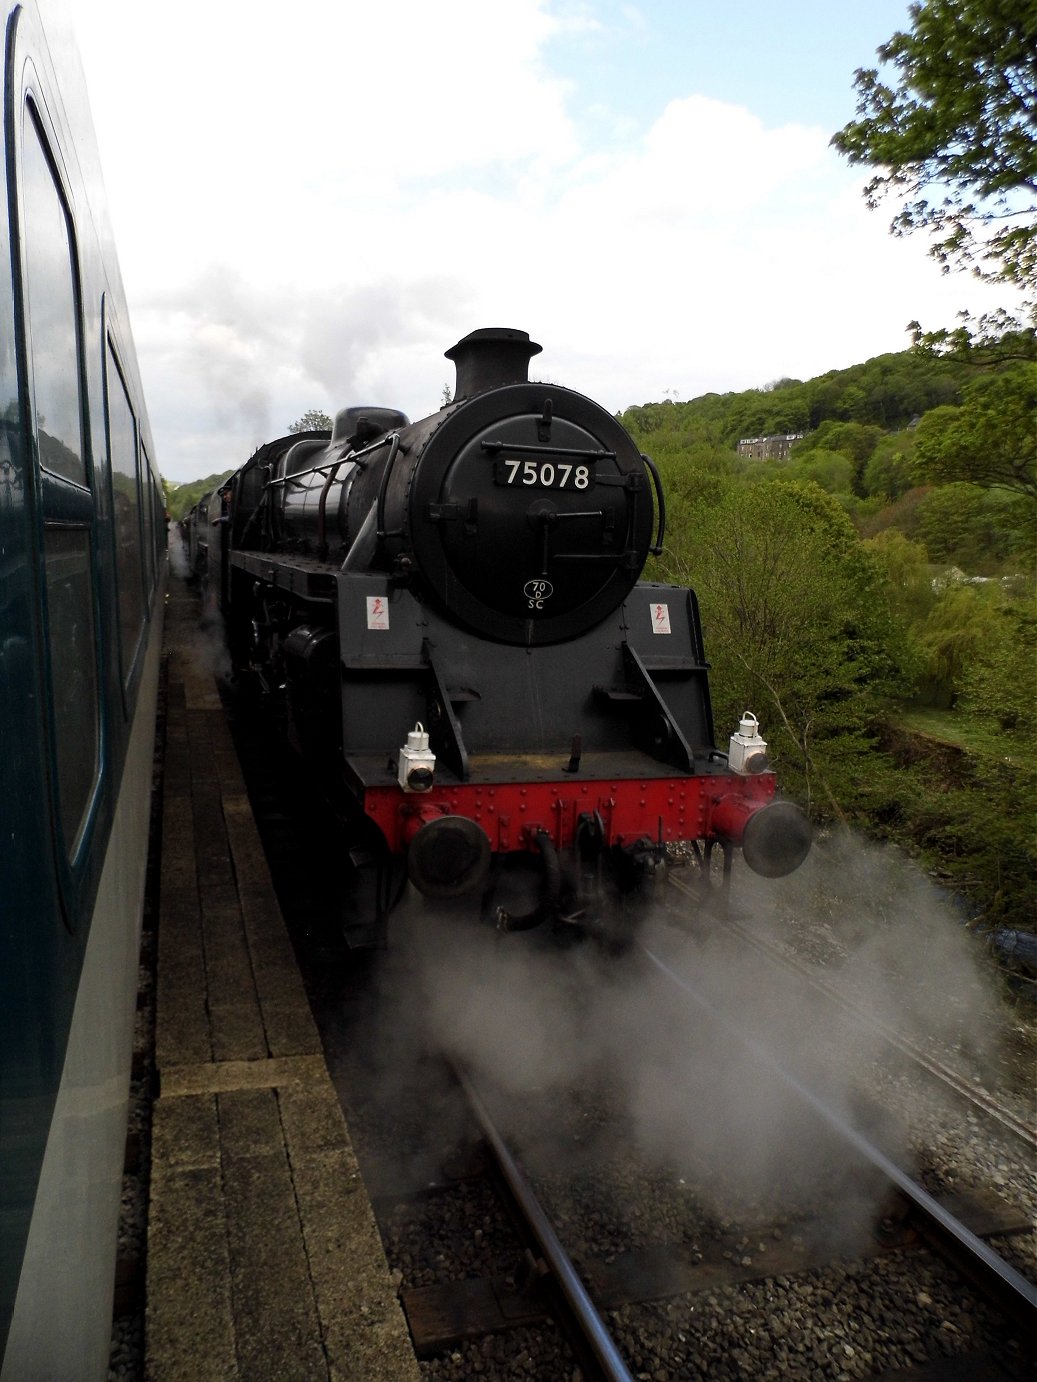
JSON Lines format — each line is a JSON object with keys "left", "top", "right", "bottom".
{"left": 736, "top": 433, "right": 805, "bottom": 461}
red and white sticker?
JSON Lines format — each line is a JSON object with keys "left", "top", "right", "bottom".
{"left": 366, "top": 595, "right": 390, "bottom": 630}
{"left": 651, "top": 602, "right": 671, "bottom": 634}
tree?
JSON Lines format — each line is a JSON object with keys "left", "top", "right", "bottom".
{"left": 796, "top": 420, "right": 884, "bottom": 467}
{"left": 164, "top": 471, "right": 235, "bottom": 521}
{"left": 782, "top": 448, "right": 855, "bottom": 495}
{"left": 915, "top": 581, "right": 1006, "bottom": 706}
{"left": 862, "top": 431, "right": 920, "bottom": 501}
{"left": 793, "top": 420, "right": 885, "bottom": 493}
{"left": 917, "top": 482, "right": 994, "bottom": 565}
{"left": 912, "top": 363, "right": 1037, "bottom": 498}
{"left": 959, "top": 595, "right": 1037, "bottom": 732}
{"left": 655, "top": 478, "right": 909, "bottom": 817}
{"left": 288, "top": 408, "right": 333, "bottom": 434}
{"left": 862, "top": 529, "right": 934, "bottom": 623}
{"left": 908, "top": 309, "right": 1035, "bottom": 365}
{"left": 832, "top": 0, "right": 1037, "bottom": 288}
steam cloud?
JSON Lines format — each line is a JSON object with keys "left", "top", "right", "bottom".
{"left": 167, "top": 521, "right": 190, "bottom": 578}
{"left": 364, "top": 832, "right": 1005, "bottom": 1249}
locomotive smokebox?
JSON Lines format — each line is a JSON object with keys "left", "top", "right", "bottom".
{"left": 446, "top": 326, "right": 542, "bottom": 398}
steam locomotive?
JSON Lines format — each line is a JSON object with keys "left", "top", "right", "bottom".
{"left": 192, "top": 328, "right": 809, "bottom": 942}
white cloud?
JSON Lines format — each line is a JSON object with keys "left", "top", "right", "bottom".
{"left": 62, "top": 0, "right": 1025, "bottom": 480}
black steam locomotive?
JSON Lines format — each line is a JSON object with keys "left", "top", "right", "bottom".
{"left": 191, "top": 328, "right": 809, "bottom": 942}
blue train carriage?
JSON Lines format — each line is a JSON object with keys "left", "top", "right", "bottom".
{"left": 1, "top": 2, "right": 165, "bottom": 1375}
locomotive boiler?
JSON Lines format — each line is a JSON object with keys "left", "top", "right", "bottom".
{"left": 199, "top": 328, "right": 810, "bottom": 942}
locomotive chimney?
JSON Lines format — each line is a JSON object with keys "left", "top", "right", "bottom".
{"left": 445, "top": 327, "right": 542, "bottom": 399}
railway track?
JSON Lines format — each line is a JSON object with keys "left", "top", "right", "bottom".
{"left": 222, "top": 693, "right": 1036, "bottom": 1377}
{"left": 448, "top": 1062, "right": 633, "bottom": 1382}
{"left": 639, "top": 940, "right": 1037, "bottom": 1342}
{"left": 314, "top": 933, "right": 1036, "bottom": 1377}
{"left": 667, "top": 874, "right": 1035, "bottom": 1151}
{"left": 385, "top": 1015, "right": 1034, "bottom": 1379}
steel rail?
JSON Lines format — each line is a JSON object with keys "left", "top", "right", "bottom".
{"left": 640, "top": 942, "right": 1037, "bottom": 1340}
{"left": 668, "top": 875, "right": 1034, "bottom": 1149}
{"left": 452, "top": 1062, "right": 635, "bottom": 1382}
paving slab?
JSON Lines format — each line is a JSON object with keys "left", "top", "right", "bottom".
{"left": 147, "top": 583, "right": 420, "bottom": 1381}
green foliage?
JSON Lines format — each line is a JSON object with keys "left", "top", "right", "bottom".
{"left": 165, "top": 471, "right": 234, "bottom": 522}
{"left": 288, "top": 408, "right": 333, "bottom": 434}
{"left": 915, "top": 584, "right": 998, "bottom": 707}
{"left": 621, "top": 348, "right": 976, "bottom": 460}
{"left": 913, "top": 363, "right": 1037, "bottom": 498}
{"left": 909, "top": 309, "right": 1037, "bottom": 366}
{"left": 862, "top": 430, "right": 919, "bottom": 500}
{"left": 655, "top": 477, "right": 909, "bottom": 818}
{"left": 958, "top": 597, "right": 1037, "bottom": 734}
{"left": 917, "top": 483, "right": 994, "bottom": 566}
{"left": 920, "top": 482, "right": 1034, "bottom": 571}
{"left": 862, "top": 529, "right": 934, "bottom": 623}
{"left": 782, "top": 448, "right": 855, "bottom": 495}
{"left": 793, "top": 420, "right": 884, "bottom": 467}
{"left": 631, "top": 335, "right": 1034, "bottom": 912}
{"left": 832, "top": 0, "right": 1037, "bottom": 287}
{"left": 879, "top": 714, "right": 1036, "bottom": 927}
{"left": 858, "top": 485, "right": 930, "bottom": 543}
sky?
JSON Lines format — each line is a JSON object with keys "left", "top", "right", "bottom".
{"left": 52, "top": 0, "right": 1027, "bottom": 483}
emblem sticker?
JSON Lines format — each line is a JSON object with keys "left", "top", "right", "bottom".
{"left": 366, "top": 595, "right": 390, "bottom": 630}
{"left": 651, "top": 602, "right": 672, "bottom": 634}
{"left": 524, "top": 579, "right": 554, "bottom": 610}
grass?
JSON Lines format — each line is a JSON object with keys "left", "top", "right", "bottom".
{"left": 897, "top": 706, "right": 1035, "bottom": 766}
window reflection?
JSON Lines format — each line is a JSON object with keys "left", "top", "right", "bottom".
{"left": 107, "top": 344, "right": 144, "bottom": 669}
{"left": 22, "top": 109, "right": 84, "bottom": 486}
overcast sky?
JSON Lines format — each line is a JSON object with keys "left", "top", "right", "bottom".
{"left": 56, "top": 0, "right": 1025, "bottom": 483}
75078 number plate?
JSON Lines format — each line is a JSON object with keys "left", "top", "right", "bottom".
{"left": 494, "top": 457, "right": 594, "bottom": 490}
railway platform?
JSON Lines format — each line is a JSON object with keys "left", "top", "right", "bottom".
{"left": 146, "top": 580, "right": 420, "bottom": 1380}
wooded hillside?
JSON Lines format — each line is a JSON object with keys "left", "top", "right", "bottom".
{"left": 623, "top": 341, "right": 1035, "bottom": 932}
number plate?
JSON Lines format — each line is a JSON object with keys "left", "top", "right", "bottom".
{"left": 494, "top": 457, "right": 593, "bottom": 490}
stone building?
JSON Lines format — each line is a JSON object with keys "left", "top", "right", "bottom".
{"left": 736, "top": 433, "right": 805, "bottom": 461}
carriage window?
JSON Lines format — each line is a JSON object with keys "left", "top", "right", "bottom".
{"left": 107, "top": 343, "right": 144, "bottom": 669}
{"left": 45, "top": 529, "right": 99, "bottom": 850}
{"left": 22, "top": 102, "right": 101, "bottom": 861}
{"left": 152, "top": 468, "right": 166, "bottom": 567}
{"left": 141, "top": 445, "right": 156, "bottom": 597}
{"left": 21, "top": 109, "right": 85, "bottom": 485}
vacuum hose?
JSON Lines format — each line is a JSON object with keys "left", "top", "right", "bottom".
{"left": 496, "top": 830, "right": 562, "bottom": 932}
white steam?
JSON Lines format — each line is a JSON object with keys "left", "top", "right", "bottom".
{"left": 371, "top": 832, "right": 1005, "bottom": 1247}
